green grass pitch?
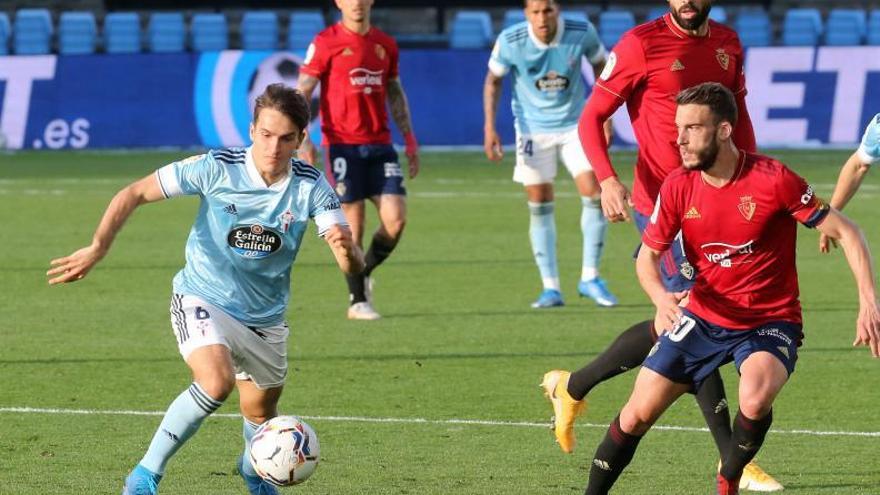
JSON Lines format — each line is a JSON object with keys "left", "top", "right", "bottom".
{"left": 1, "top": 149, "right": 878, "bottom": 494}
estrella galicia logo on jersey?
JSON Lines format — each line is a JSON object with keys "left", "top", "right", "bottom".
{"left": 227, "top": 224, "right": 283, "bottom": 259}
{"left": 535, "top": 71, "right": 570, "bottom": 92}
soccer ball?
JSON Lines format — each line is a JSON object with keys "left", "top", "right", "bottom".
{"left": 249, "top": 415, "right": 320, "bottom": 486}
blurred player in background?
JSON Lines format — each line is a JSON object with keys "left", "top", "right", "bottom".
{"left": 583, "top": 82, "right": 880, "bottom": 495}
{"left": 298, "top": 0, "right": 419, "bottom": 321}
{"left": 48, "top": 85, "right": 363, "bottom": 495}
{"left": 819, "top": 113, "right": 880, "bottom": 252}
{"left": 543, "top": 1, "right": 782, "bottom": 491}
{"left": 484, "top": 0, "right": 618, "bottom": 309}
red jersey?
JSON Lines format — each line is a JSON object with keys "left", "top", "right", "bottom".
{"left": 643, "top": 153, "right": 830, "bottom": 329}
{"left": 301, "top": 23, "right": 399, "bottom": 145}
{"left": 580, "top": 14, "right": 756, "bottom": 216}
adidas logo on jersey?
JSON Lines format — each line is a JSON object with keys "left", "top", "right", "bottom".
{"left": 684, "top": 206, "right": 701, "bottom": 219}
{"left": 223, "top": 204, "right": 238, "bottom": 215}
{"left": 671, "top": 59, "right": 685, "bottom": 71}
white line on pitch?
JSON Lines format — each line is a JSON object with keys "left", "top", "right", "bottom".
{"left": 1, "top": 406, "right": 877, "bottom": 438}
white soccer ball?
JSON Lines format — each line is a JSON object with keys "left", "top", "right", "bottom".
{"left": 249, "top": 416, "right": 320, "bottom": 486}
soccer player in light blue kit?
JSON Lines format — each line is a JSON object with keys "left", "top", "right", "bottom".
{"left": 48, "top": 84, "right": 364, "bottom": 495}
{"left": 484, "top": 0, "right": 617, "bottom": 308}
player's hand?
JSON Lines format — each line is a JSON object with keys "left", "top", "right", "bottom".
{"left": 854, "top": 299, "right": 880, "bottom": 358}
{"left": 652, "top": 293, "right": 683, "bottom": 336}
{"left": 406, "top": 151, "right": 420, "bottom": 179}
{"left": 600, "top": 176, "right": 633, "bottom": 222}
{"left": 298, "top": 140, "right": 317, "bottom": 166}
{"left": 818, "top": 233, "right": 839, "bottom": 254}
{"left": 47, "top": 244, "right": 106, "bottom": 285}
{"left": 324, "top": 224, "right": 365, "bottom": 274}
{"left": 484, "top": 129, "right": 503, "bottom": 161}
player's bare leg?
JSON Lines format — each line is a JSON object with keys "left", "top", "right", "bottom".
{"left": 237, "top": 380, "right": 284, "bottom": 495}
{"left": 572, "top": 171, "right": 617, "bottom": 306}
{"left": 719, "top": 352, "right": 788, "bottom": 492}
{"left": 525, "top": 183, "right": 563, "bottom": 308}
{"left": 584, "top": 367, "right": 690, "bottom": 494}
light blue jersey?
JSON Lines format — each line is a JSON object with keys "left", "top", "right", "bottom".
{"left": 489, "top": 19, "right": 606, "bottom": 134}
{"left": 156, "top": 147, "right": 346, "bottom": 327}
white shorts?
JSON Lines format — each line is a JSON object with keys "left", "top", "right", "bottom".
{"left": 169, "top": 294, "right": 289, "bottom": 389}
{"left": 513, "top": 127, "right": 593, "bottom": 186}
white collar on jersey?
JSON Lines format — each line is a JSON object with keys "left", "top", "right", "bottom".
{"left": 245, "top": 146, "right": 291, "bottom": 191}
{"left": 528, "top": 16, "right": 565, "bottom": 49}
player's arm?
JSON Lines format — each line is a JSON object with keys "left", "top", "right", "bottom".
{"left": 47, "top": 173, "right": 166, "bottom": 285}
{"left": 636, "top": 244, "right": 683, "bottom": 334}
{"left": 386, "top": 77, "right": 419, "bottom": 179}
{"left": 732, "top": 92, "right": 756, "bottom": 153}
{"left": 589, "top": 57, "right": 613, "bottom": 146}
{"left": 483, "top": 70, "right": 504, "bottom": 161}
{"left": 323, "top": 224, "right": 365, "bottom": 275}
{"left": 814, "top": 209, "right": 880, "bottom": 357}
{"left": 580, "top": 90, "right": 630, "bottom": 221}
{"left": 820, "top": 114, "right": 879, "bottom": 252}
{"left": 295, "top": 73, "right": 321, "bottom": 166}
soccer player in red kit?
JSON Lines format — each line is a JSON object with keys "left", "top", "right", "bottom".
{"left": 297, "top": 0, "right": 419, "bottom": 320}
{"left": 583, "top": 83, "right": 880, "bottom": 495}
{"left": 540, "top": 2, "right": 778, "bottom": 490}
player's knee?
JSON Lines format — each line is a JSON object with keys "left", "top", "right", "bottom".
{"left": 618, "top": 409, "right": 652, "bottom": 436}
{"left": 383, "top": 217, "right": 406, "bottom": 240}
{"left": 738, "top": 395, "right": 773, "bottom": 419}
{"left": 197, "top": 374, "right": 235, "bottom": 402}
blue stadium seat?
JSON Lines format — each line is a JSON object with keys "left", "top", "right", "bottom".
{"left": 647, "top": 7, "right": 667, "bottom": 21}
{"left": 104, "top": 12, "right": 141, "bottom": 53}
{"left": 148, "top": 12, "right": 185, "bottom": 53}
{"left": 241, "top": 11, "right": 278, "bottom": 50}
{"left": 503, "top": 9, "right": 525, "bottom": 30}
{"left": 782, "top": 8, "right": 822, "bottom": 46}
{"left": 449, "top": 11, "right": 493, "bottom": 49}
{"left": 598, "top": 10, "right": 635, "bottom": 48}
{"left": 0, "top": 13, "right": 10, "bottom": 55}
{"left": 287, "top": 10, "right": 324, "bottom": 52}
{"left": 14, "top": 9, "right": 53, "bottom": 55}
{"left": 709, "top": 6, "right": 727, "bottom": 24}
{"left": 59, "top": 12, "right": 97, "bottom": 54}
{"left": 735, "top": 9, "right": 771, "bottom": 47}
{"left": 824, "top": 9, "right": 866, "bottom": 46}
{"left": 869, "top": 10, "right": 880, "bottom": 45}
{"left": 191, "top": 13, "right": 227, "bottom": 51}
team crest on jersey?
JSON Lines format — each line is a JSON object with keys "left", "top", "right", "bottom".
{"left": 374, "top": 43, "right": 386, "bottom": 60}
{"left": 715, "top": 49, "right": 730, "bottom": 70}
{"left": 680, "top": 261, "right": 695, "bottom": 280}
{"left": 737, "top": 195, "right": 756, "bottom": 221}
{"left": 227, "top": 224, "right": 283, "bottom": 259}
{"left": 535, "top": 71, "right": 570, "bottom": 92}
{"left": 279, "top": 209, "right": 294, "bottom": 233}
{"left": 335, "top": 182, "right": 347, "bottom": 197}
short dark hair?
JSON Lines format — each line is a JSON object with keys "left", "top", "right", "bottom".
{"left": 524, "top": 0, "right": 558, "bottom": 7}
{"left": 252, "top": 83, "right": 310, "bottom": 133}
{"left": 675, "top": 82, "right": 738, "bottom": 127}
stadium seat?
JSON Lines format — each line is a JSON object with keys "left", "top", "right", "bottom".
{"left": 735, "top": 9, "right": 772, "bottom": 47}
{"left": 502, "top": 9, "right": 525, "bottom": 30}
{"left": 148, "top": 12, "right": 185, "bottom": 53}
{"left": 781, "top": 8, "right": 823, "bottom": 46}
{"left": 709, "top": 6, "right": 727, "bottom": 24}
{"left": 104, "top": 12, "right": 141, "bottom": 53}
{"left": 241, "top": 11, "right": 278, "bottom": 50}
{"left": 450, "top": 11, "right": 493, "bottom": 49}
{"left": 59, "top": 12, "right": 97, "bottom": 54}
{"left": 647, "top": 7, "right": 667, "bottom": 21}
{"left": 14, "top": 8, "right": 53, "bottom": 55}
{"left": 191, "top": 13, "right": 227, "bottom": 51}
{"left": 869, "top": 10, "right": 880, "bottom": 45}
{"left": 0, "top": 13, "right": 10, "bottom": 55}
{"left": 562, "top": 11, "right": 589, "bottom": 24}
{"left": 824, "top": 9, "right": 866, "bottom": 46}
{"left": 287, "top": 10, "right": 324, "bottom": 52}
{"left": 598, "top": 10, "right": 635, "bottom": 48}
